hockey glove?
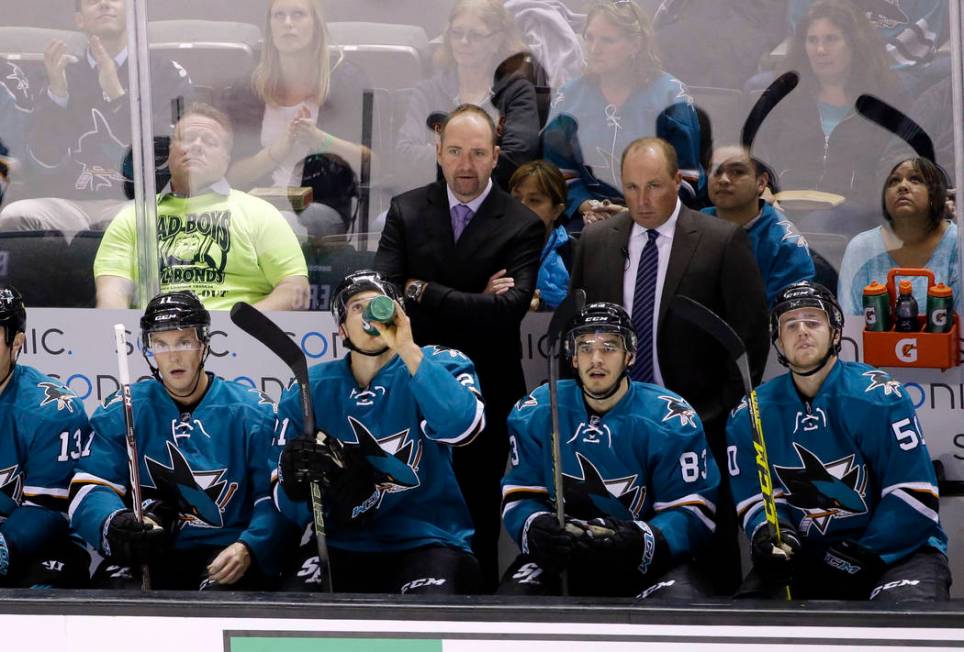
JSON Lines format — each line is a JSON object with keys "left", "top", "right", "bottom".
{"left": 104, "top": 510, "right": 168, "bottom": 566}
{"left": 523, "top": 513, "right": 575, "bottom": 573}
{"left": 0, "top": 531, "right": 11, "bottom": 577}
{"left": 279, "top": 431, "right": 348, "bottom": 502}
{"left": 142, "top": 498, "right": 178, "bottom": 534}
{"left": 818, "top": 539, "right": 885, "bottom": 599}
{"left": 572, "top": 517, "right": 671, "bottom": 580}
{"left": 750, "top": 520, "right": 802, "bottom": 587}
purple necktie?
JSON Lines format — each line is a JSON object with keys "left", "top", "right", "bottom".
{"left": 630, "top": 229, "right": 659, "bottom": 383}
{"left": 451, "top": 203, "right": 474, "bottom": 241}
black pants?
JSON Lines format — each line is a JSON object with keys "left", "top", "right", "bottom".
{"left": 739, "top": 547, "right": 952, "bottom": 601}
{"left": 281, "top": 539, "right": 481, "bottom": 594}
{"left": 497, "top": 554, "right": 713, "bottom": 600}
{"left": 91, "top": 546, "right": 272, "bottom": 591}
{"left": 0, "top": 536, "right": 90, "bottom": 589}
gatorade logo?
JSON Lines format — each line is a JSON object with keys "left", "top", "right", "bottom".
{"left": 895, "top": 338, "right": 918, "bottom": 363}
{"left": 864, "top": 306, "right": 878, "bottom": 325}
{"left": 932, "top": 309, "right": 948, "bottom": 327}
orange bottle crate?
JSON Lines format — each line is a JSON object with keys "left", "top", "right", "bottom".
{"left": 861, "top": 268, "right": 960, "bottom": 370}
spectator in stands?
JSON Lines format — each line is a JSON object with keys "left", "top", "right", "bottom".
{"left": 702, "top": 145, "right": 814, "bottom": 307}
{"left": 94, "top": 103, "right": 309, "bottom": 310}
{"left": 838, "top": 156, "right": 958, "bottom": 315}
{"left": 0, "top": 0, "right": 192, "bottom": 233}
{"left": 0, "top": 59, "right": 34, "bottom": 208}
{"left": 224, "top": 0, "right": 370, "bottom": 242}
{"left": 542, "top": 0, "right": 702, "bottom": 232}
{"left": 751, "top": 0, "right": 905, "bottom": 205}
{"left": 396, "top": 0, "right": 541, "bottom": 191}
{"left": 497, "top": 159, "right": 570, "bottom": 311}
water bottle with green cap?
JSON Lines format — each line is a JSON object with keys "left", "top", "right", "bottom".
{"left": 362, "top": 295, "right": 396, "bottom": 335}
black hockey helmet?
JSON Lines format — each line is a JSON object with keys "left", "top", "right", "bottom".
{"left": 770, "top": 281, "right": 843, "bottom": 369}
{"left": 564, "top": 302, "right": 638, "bottom": 359}
{"left": 332, "top": 270, "right": 401, "bottom": 325}
{"left": 140, "top": 290, "right": 211, "bottom": 351}
{"left": 0, "top": 286, "right": 25, "bottom": 346}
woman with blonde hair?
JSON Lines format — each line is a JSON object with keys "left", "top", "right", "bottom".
{"left": 395, "top": 0, "right": 541, "bottom": 190}
{"left": 225, "top": 0, "right": 370, "bottom": 239}
{"left": 542, "top": 0, "right": 702, "bottom": 231}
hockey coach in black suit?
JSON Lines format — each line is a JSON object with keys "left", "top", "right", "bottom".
{"left": 375, "top": 104, "right": 544, "bottom": 591}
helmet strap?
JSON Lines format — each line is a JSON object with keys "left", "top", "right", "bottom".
{"left": 776, "top": 330, "right": 840, "bottom": 377}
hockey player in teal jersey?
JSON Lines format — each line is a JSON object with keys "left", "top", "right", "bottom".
{"left": 727, "top": 281, "right": 950, "bottom": 600}
{"left": 0, "top": 287, "right": 90, "bottom": 587}
{"left": 274, "top": 270, "right": 485, "bottom": 594}
{"left": 69, "top": 291, "right": 292, "bottom": 590}
{"left": 499, "top": 302, "right": 719, "bottom": 598}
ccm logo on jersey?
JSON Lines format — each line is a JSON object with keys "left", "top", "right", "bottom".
{"left": 895, "top": 338, "right": 918, "bottom": 363}
{"left": 400, "top": 577, "right": 446, "bottom": 593}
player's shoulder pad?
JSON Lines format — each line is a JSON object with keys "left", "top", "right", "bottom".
{"left": 846, "top": 362, "right": 908, "bottom": 404}
{"left": 644, "top": 387, "right": 701, "bottom": 431}
{"left": 729, "top": 395, "right": 749, "bottom": 418}
{"left": 422, "top": 344, "right": 472, "bottom": 364}
{"left": 22, "top": 368, "right": 86, "bottom": 418}
{"left": 513, "top": 382, "right": 551, "bottom": 413}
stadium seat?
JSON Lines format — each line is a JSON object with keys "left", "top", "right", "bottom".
{"left": 800, "top": 231, "right": 849, "bottom": 275}
{"left": 0, "top": 231, "right": 73, "bottom": 307}
{"left": 0, "top": 27, "right": 87, "bottom": 81}
{"left": 687, "top": 86, "right": 744, "bottom": 147}
{"left": 147, "top": 20, "right": 262, "bottom": 104}
{"left": 328, "top": 22, "right": 430, "bottom": 91}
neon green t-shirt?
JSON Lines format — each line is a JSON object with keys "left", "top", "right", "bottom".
{"left": 94, "top": 189, "right": 308, "bottom": 309}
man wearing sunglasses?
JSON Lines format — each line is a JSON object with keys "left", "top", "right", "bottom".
{"left": 69, "top": 290, "right": 292, "bottom": 590}
{"left": 727, "top": 281, "right": 950, "bottom": 601}
{"left": 499, "top": 301, "right": 718, "bottom": 598}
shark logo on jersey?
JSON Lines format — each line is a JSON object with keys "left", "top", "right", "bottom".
{"left": 3, "top": 63, "right": 29, "bottom": 100}
{"left": 350, "top": 385, "right": 386, "bottom": 407}
{"left": 730, "top": 396, "right": 748, "bottom": 417}
{"left": 248, "top": 388, "right": 277, "bottom": 413}
{"left": 566, "top": 416, "right": 612, "bottom": 447}
{"left": 0, "top": 465, "right": 23, "bottom": 517}
{"left": 37, "top": 382, "right": 76, "bottom": 413}
{"left": 346, "top": 417, "right": 421, "bottom": 492}
{"left": 516, "top": 393, "right": 539, "bottom": 410}
{"left": 793, "top": 407, "right": 828, "bottom": 433}
{"left": 864, "top": 2, "right": 909, "bottom": 29}
{"left": 563, "top": 452, "right": 645, "bottom": 520}
{"left": 72, "top": 109, "right": 127, "bottom": 192}
{"left": 777, "top": 219, "right": 809, "bottom": 251}
{"left": 429, "top": 346, "right": 467, "bottom": 360}
{"left": 773, "top": 443, "right": 868, "bottom": 534}
{"left": 101, "top": 390, "right": 124, "bottom": 409}
{"left": 863, "top": 370, "right": 903, "bottom": 397}
{"left": 659, "top": 395, "right": 698, "bottom": 428}
{"left": 144, "top": 441, "right": 238, "bottom": 529}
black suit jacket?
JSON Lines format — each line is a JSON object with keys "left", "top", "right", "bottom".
{"left": 374, "top": 181, "right": 544, "bottom": 393}
{"left": 569, "top": 206, "right": 769, "bottom": 444}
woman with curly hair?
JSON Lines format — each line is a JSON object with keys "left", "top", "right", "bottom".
{"left": 395, "top": 0, "right": 541, "bottom": 191}
{"left": 752, "top": 0, "right": 905, "bottom": 203}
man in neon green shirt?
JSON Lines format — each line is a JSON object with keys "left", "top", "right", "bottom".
{"left": 94, "top": 103, "right": 309, "bottom": 310}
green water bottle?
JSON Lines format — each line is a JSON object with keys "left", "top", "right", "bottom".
{"left": 862, "top": 281, "right": 890, "bottom": 331}
{"left": 362, "top": 295, "right": 396, "bottom": 335}
{"left": 926, "top": 283, "right": 954, "bottom": 333}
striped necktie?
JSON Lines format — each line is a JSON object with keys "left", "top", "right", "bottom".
{"left": 630, "top": 229, "right": 659, "bottom": 383}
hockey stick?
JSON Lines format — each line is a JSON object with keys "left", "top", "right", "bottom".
{"left": 229, "top": 302, "right": 333, "bottom": 592}
{"left": 855, "top": 94, "right": 936, "bottom": 163}
{"left": 113, "top": 324, "right": 151, "bottom": 591}
{"left": 669, "top": 296, "right": 792, "bottom": 600}
{"left": 546, "top": 288, "right": 585, "bottom": 594}
{"left": 741, "top": 71, "right": 800, "bottom": 150}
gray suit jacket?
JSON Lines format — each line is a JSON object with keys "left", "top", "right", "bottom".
{"left": 569, "top": 206, "right": 769, "bottom": 447}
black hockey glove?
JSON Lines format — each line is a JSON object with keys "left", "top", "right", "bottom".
{"left": 750, "top": 520, "right": 802, "bottom": 587}
{"left": 279, "top": 431, "right": 348, "bottom": 502}
{"left": 104, "top": 510, "right": 168, "bottom": 566}
{"left": 523, "top": 513, "right": 575, "bottom": 573}
{"left": 0, "top": 531, "right": 12, "bottom": 577}
{"left": 572, "top": 517, "right": 671, "bottom": 580}
{"left": 142, "top": 498, "right": 178, "bottom": 534}
{"left": 818, "top": 539, "right": 885, "bottom": 599}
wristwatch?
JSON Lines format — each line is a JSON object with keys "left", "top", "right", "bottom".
{"left": 405, "top": 280, "right": 427, "bottom": 304}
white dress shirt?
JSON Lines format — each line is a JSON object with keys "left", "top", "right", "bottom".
{"left": 622, "top": 197, "right": 682, "bottom": 386}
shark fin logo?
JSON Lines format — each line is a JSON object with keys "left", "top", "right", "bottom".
{"left": 346, "top": 416, "right": 421, "bottom": 493}
{"left": 72, "top": 108, "right": 127, "bottom": 192}
{"left": 102, "top": 390, "right": 124, "bottom": 409}
{"left": 429, "top": 346, "right": 467, "bottom": 360}
{"left": 777, "top": 219, "right": 810, "bottom": 251}
{"left": 773, "top": 443, "right": 868, "bottom": 534}
{"left": 0, "top": 464, "right": 22, "bottom": 518}
{"left": 659, "top": 395, "right": 698, "bottom": 428}
{"left": 248, "top": 388, "right": 277, "bottom": 413}
{"left": 864, "top": 369, "right": 903, "bottom": 397}
{"left": 562, "top": 452, "right": 644, "bottom": 520}
{"left": 144, "top": 441, "right": 238, "bottom": 529}
{"left": 37, "top": 381, "right": 76, "bottom": 413}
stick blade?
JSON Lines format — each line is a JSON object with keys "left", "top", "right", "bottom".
{"left": 548, "top": 288, "right": 587, "bottom": 350}
{"left": 230, "top": 302, "right": 307, "bottom": 377}
{"left": 741, "top": 71, "right": 799, "bottom": 149}
{"left": 670, "top": 295, "right": 752, "bottom": 396}
{"left": 855, "top": 94, "right": 936, "bottom": 163}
